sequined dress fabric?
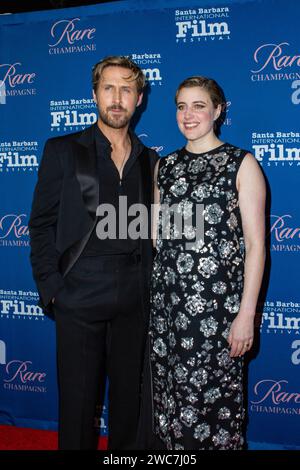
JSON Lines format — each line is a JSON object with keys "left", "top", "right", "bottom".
{"left": 149, "top": 143, "right": 248, "bottom": 450}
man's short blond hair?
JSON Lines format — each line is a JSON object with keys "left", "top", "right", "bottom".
{"left": 92, "top": 56, "right": 145, "bottom": 94}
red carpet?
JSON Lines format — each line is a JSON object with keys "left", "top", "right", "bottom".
{"left": 0, "top": 425, "right": 108, "bottom": 450}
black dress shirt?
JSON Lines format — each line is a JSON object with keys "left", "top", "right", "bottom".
{"left": 81, "top": 125, "right": 143, "bottom": 256}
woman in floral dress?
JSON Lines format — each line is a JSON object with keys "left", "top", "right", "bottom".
{"left": 148, "top": 77, "right": 266, "bottom": 450}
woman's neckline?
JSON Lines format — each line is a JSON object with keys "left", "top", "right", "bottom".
{"left": 183, "top": 142, "right": 227, "bottom": 156}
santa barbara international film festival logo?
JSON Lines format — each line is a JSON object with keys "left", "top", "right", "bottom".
{"left": 0, "top": 141, "right": 39, "bottom": 173}
{"left": 0, "top": 62, "right": 37, "bottom": 105}
{"left": 0, "top": 340, "right": 47, "bottom": 393}
{"left": 127, "top": 52, "right": 162, "bottom": 87}
{"left": 257, "top": 299, "right": 300, "bottom": 336}
{"left": 0, "top": 213, "right": 29, "bottom": 248}
{"left": 48, "top": 17, "right": 96, "bottom": 55}
{"left": 252, "top": 130, "right": 300, "bottom": 167}
{"left": 50, "top": 96, "right": 97, "bottom": 132}
{"left": 174, "top": 6, "right": 231, "bottom": 44}
{"left": 0, "top": 288, "right": 43, "bottom": 322}
{"left": 250, "top": 42, "right": 300, "bottom": 105}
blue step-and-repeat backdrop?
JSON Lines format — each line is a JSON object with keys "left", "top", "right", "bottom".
{"left": 0, "top": 0, "right": 299, "bottom": 450}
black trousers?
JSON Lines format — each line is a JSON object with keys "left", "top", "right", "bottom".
{"left": 53, "top": 253, "right": 146, "bottom": 450}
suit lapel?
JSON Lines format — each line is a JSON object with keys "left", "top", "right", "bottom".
{"left": 72, "top": 125, "right": 99, "bottom": 220}
{"left": 60, "top": 126, "right": 98, "bottom": 277}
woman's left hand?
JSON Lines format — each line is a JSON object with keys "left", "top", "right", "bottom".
{"left": 228, "top": 314, "right": 254, "bottom": 358}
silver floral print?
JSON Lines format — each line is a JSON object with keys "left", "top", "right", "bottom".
{"left": 176, "top": 253, "right": 194, "bottom": 274}
{"left": 204, "top": 203, "right": 224, "bottom": 225}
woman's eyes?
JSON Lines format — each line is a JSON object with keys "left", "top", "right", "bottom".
{"left": 177, "top": 104, "right": 205, "bottom": 111}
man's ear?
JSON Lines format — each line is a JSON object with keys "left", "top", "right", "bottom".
{"left": 92, "top": 90, "right": 97, "bottom": 103}
{"left": 136, "top": 92, "right": 143, "bottom": 108}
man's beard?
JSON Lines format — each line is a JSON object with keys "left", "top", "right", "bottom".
{"left": 99, "top": 105, "right": 131, "bottom": 129}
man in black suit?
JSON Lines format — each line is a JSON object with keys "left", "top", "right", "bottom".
{"left": 29, "top": 56, "right": 157, "bottom": 450}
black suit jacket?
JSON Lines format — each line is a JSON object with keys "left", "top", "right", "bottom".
{"left": 29, "top": 124, "right": 158, "bottom": 316}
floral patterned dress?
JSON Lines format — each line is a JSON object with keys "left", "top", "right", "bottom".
{"left": 149, "top": 143, "right": 248, "bottom": 450}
